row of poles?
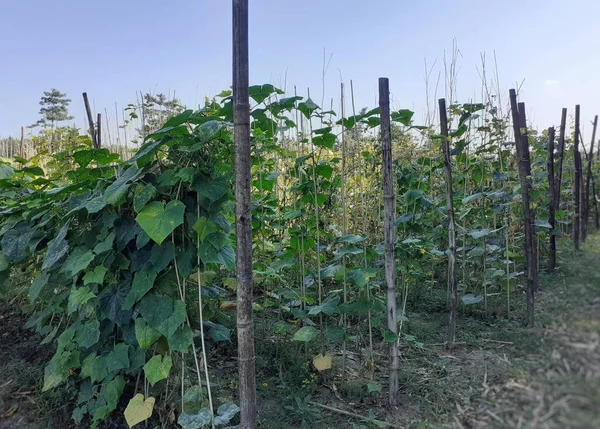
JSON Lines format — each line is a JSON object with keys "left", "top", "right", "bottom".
{"left": 232, "top": 0, "right": 600, "bottom": 423}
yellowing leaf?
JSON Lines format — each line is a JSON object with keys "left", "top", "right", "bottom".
{"left": 124, "top": 394, "right": 155, "bottom": 428}
{"left": 312, "top": 354, "right": 332, "bottom": 372}
{"left": 220, "top": 301, "right": 237, "bottom": 310}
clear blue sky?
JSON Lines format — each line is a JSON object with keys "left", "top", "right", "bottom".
{"left": 1, "top": 0, "right": 599, "bottom": 138}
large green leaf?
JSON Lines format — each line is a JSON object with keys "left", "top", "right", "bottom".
{"left": 75, "top": 319, "right": 100, "bottom": 348}
{"left": 1, "top": 222, "right": 33, "bottom": 262}
{"left": 178, "top": 408, "right": 212, "bottom": 429}
{"left": 104, "top": 165, "right": 142, "bottom": 206}
{"left": 99, "top": 282, "right": 133, "bottom": 326}
{"left": 214, "top": 403, "right": 240, "bottom": 426}
{"left": 68, "top": 286, "right": 96, "bottom": 314}
{"left": 138, "top": 293, "right": 173, "bottom": 326}
{"left": 29, "top": 272, "right": 49, "bottom": 303}
{"left": 293, "top": 326, "right": 319, "bottom": 342}
{"left": 193, "top": 175, "right": 230, "bottom": 204}
{"left": 168, "top": 325, "right": 193, "bottom": 352}
{"left": 93, "top": 232, "right": 114, "bottom": 254}
{"left": 81, "top": 353, "right": 108, "bottom": 383}
{"left": 62, "top": 247, "right": 94, "bottom": 277}
{"left": 135, "top": 200, "right": 185, "bottom": 245}
{"left": 157, "top": 300, "right": 186, "bottom": 339}
{"left": 83, "top": 266, "right": 108, "bottom": 285}
{"left": 42, "top": 222, "right": 70, "bottom": 270}
{"left": 198, "top": 232, "right": 235, "bottom": 270}
{"left": 133, "top": 184, "right": 157, "bottom": 213}
{"left": 105, "top": 343, "right": 130, "bottom": 373}
{"left": 122, "top": 269, "right": 158, "bottom": 310}
{"left": 135, "top": 317, "right": 162, "bottom": 349}
{"left": 143, "top": 355, "right": 172, "bottom": 386}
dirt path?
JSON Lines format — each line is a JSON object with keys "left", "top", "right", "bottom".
{"left": 443, "top": 235, "right": 600, "bottom": 429}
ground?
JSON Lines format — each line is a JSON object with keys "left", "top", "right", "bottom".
{"left": 1, "top": 235, "right": 599, "bottom": 428}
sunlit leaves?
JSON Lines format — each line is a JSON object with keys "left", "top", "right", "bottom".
{"left": 124, "top": 394, "right": 155, "bottom": 428}
{"left": 104, "top": 165, "right": 142, "bottom": 206}
{"left": 143, "top": 355, "right": 172, "bottom": 386}
{"left": 135, "top": 200, "right": 185, "bottom": 245}
{"left": 293, "top": 326, "right": 319, "bottom": 342}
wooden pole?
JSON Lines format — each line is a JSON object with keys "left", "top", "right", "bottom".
{"left": 379, "top": 77, "right": 399, "bottom": 406}
{"left": 509, "top": 90, "right": 535, "bottom": 327}
{"left": 96, "top": 113, "right": 102, "bottom": 148}
{"left": 574, "top": 105, "right": 581, "bottom": 250}
{"left": 554, "top": 108, "right": 568, "bottom": 213}
{"left": 19, "top": 127, "right": 24, "bottom": 158}
{"left": 82, "top": 92, "right": 98, "bottom": 148}
{"left": 439, "top": 98, "right": 458, "bottom": 349}
{"left": 232, "top": 1, "right": 256, "bottom": 427}
{"left": 583, "top": 115, "right": 597, "bottom": 242}
{"left": 547, "top": 127, "right": 557, "bottom": 272}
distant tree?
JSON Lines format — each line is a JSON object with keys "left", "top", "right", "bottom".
{"left": 124, "top": 93, "right": 184, "bottom": 143}
{"left": 32, "top": 89, "right": 74, "bottom": 129}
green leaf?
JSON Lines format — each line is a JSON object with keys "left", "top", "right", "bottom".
{"left": 469, "top": 229, "right": 492, "bottom": 240}
{"left": 534, "top": 219, "right": 552, "bottom": 229}
{"left": 0, "top": 252, "right": 7, "bottom": 272}
{"left": 334, "top": 246, "right": 363, "bottom": 260}
{"left": 157, "top": 300, "right": 186, "bottom": 339}
{"left": 68, "top": 286, "right": 96, "bottom": 314}
{"left": 367, "top": 382, "right": 382, "bottom": 393}
{"left": 133, "top": 184, "right": 157, "bottom": 213}
{"left": 124, "top": 394, "right": 155, "bottom": 428}
{"left": 391, "top": 109, "right": 414, "bottom": 125}
{"left": 204, "top": 321, "right": 231, "bottom": 342}
{"left": 347, "top": 268, "right": 378, "bottom": 287}
{"left": 168, "top": 325, "right": 193, "bottom": 352}
{"left": 104, "top": 165, "right": 142, "bottom": 206}
{"left": 405, "top": 189, "right": 424, "bottom": 204}
{"left": 293, "top": 326, "right": 319, "bottom": 342}
{"left": 81, "top": 353, "right": 108, "bottom": 383}
{"left": 138, "top": 293, "right": 173, "bottom": 326}
{"left": 122, "top": 269, "right": 158, "bottom": 310}
{"left": 85, "top": 194, "right": 107, "bottom": 214}
{"left": 62, "top": 247, "right": 94, "bottom": 277}
{"left": 461, "top": 294, "right": 484, "bottom": 305}
{"left": 1, "top": 222, "right": 33, "bottom": 262}
{"left": 73, "top": 148, "right": 119, "bottom": 168}
{"left": 93, "top": 232, "right": 115, "bottom": 254}
{"left": 42, "top": 222, "right": 70, "bottom": 270}
{"left": 75, "top": 319, "right": 101, "bottom": 348}
{"left": 83, "top": 266, "right": 108, "bottom": 285}
{"left": 29, "top": 272, "right": 49, "bottom": 303}
{"left": 143, "top": 355, "right": 172, "bottom": 386}
{"left": 198, "top": 232, "right": 235, "bottom": 269}
{"left": 308, "top": 296, "right": 340, "bottom": 316}
{"left": 249, "top": 83, "right": 283, "bottom": 104}
{"left": 192, "top": 217, "right": 218, "bottom": 241}
{"left": 42, "top": 351, "right": 70, "bottom": 391}
{"left": 99, "top": 282, "right": 133, "bottom": 326}
{"left": 337, "top": 234, "right": 366, "bottom": 244}
{"left": 193, "top": 175, "right": 230, "bottom": 203}
{"left": 135, "top": 200, "right": 185, "bottom": 245}
{"left": 105, "top": 343, "right": 130, "bottom": 373}
{"left": 135, "top": 318, "right": 162, "bottom": 349}
{"left": 214, "top": 403, "right": 240, "bottom": 426}
{"left": 178, "top": 408, "right": 212, "bottom": 429}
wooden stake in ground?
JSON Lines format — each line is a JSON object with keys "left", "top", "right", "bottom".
{"left": 19, "top": 127, "right": 24, "bottom": 158}
{"left": 554, "top": 108, "right": 567, "bottom": 214}
{"left": 82, "top": 92, "right": 98, "bottom": 148}
{"left": 583, "top": 115, "right": 598, "bottom": 242}
{"left": 439, "top": 98, "right": 458, "bottom": 349}
{"left": 547, "top": 127, "right": 557, "bottom": 272}
{"left": 96, "top": 113, "right": 102, "bottom": 148}
{"left": 232, "top": 0, "right": 256, "bottom": 427}
{"left": 574, "top": 105, "right": 582, "bottom": 250}
{"left": 378, "top": 77, "right": 399, "bottom": 406}
{"left": 509, "top": 90, "right": 535, "bottom": 327}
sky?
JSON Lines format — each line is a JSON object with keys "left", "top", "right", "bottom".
{"left": 1, "top": 0, "right": 599, "bottom": 141}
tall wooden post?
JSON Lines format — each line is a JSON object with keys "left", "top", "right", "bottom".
{"left": 509, "top": 90, "right": 535, "bottom": 327}
{"left": 583, "top": 115, "right": 598, "bottom": 242}
{"left": 547, "top": 127, "right": 557, "bottom": 272}
{"left": 232, "top": 0, "right": 256, "bottom": 427}
{"left": 19, "top": 127, "right": 24, "bottom": 158}
{"left": 82, "top": 92, "right": 98, "bottom": 148}
{"left": 554, "top": 108, "right": 567, "bottom": 213}
{"left": 96, "top": 113, "right": 102, "bottom": 148}
{"left": 574, "top": 105, "right": 581, "bottom": 250}
{"left": 379, "top": 77, "right": 399, "bottom": 406}
{"left": 439, "top": 98, "right": 458, "bottom": 349}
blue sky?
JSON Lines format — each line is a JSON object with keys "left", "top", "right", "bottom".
{"left": 1, "top": 0, "right": 599, "bottom": 139}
